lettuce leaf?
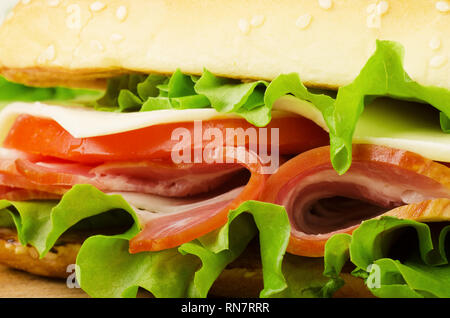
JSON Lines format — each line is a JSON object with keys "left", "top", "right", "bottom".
{"left": 323, "top": 216, "right": 450, "bottom": 298}
{"left": 77, "top": 235, "right": 201, "bottom": 298}
{"left": 77, "top": 199, "right": 340, "bottom": 298}
{"left": 194, "top": 69, "right": 269, "bottom": 125}
{"left": 0, "top": 185, "right": 140, "bottom": 256}
{"left": 78, "top": 201, "right": 289, "bottom": 298}
{"left": 0, "top": 185, "right": 340, "bottom": 298}
{"left": 0, "top": 76, "right": 100, "bottom": 105}
{"left": 270, "top": 254, "right": 337, "bottom": 298}
{"left": 330, "top": 41, "right": 450, "bottom": 174}
{"left": 96, "top": 69, "right": 270, "bottom": 126}
{"left": 264, "top": 73, "right": 335, "bottom": 130}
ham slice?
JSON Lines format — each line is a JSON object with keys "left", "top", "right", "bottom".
{"left": 0, "top": 149, "right": 244, "bottom": 198}
{"left": 0, "top": 147, "right": 266, "bottom": 252}
{"left": 261, "top": 144, "right": 450, "bottom": 257}
{"left": 129, "top": 147, "right": 267, "bottom": 252}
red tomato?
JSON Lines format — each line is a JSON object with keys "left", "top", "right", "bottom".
{"left": 3, "top": 114, "right": 328, "bottom": 163}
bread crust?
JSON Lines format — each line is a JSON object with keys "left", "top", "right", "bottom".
{"left": 0, "top": 229, "right": 78, "bottom": 278}
{"left": 0, "top": 0, "right": 448, "bottom": 89}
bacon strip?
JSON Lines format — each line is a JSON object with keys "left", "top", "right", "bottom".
{"left": 261, "top": 144, "right": 450, "bottom": 257}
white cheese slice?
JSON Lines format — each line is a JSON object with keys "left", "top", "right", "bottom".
{"left": 0, "top": 101, "right": 292, "bottom": 141}
{"left": 0, "top": 102, "right": 238, "bottom": 142}
{"left": 0, "top": 97, "right": 449, "bottom": 163}
{"left": 274, "top": 96, "right": 450, "bottom": 163}
{"left": 353, "top": 98, "right": 450, "bottom": 162}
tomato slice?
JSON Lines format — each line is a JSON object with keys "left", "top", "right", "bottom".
{"left": 3, "top": 114, "right": 328, "bottom": 163}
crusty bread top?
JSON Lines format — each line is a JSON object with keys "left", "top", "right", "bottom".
{"left": 0, "top": 0, "right": 448, "bottom": 89}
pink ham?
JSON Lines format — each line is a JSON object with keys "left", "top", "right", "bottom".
{"left": 261, "top": 144, "right": 450, "bottom": 257}
{"left": 0, "top": 150, "right": 244, "bottom": 198}
{"left": 0, "top": 146, "right": 266, "bottom": 252}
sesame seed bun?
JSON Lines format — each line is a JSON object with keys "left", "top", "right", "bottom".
{"left": 0, "top": 0, "right": 448, "bottom": 90}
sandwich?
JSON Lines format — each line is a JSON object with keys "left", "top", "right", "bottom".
{"left": 0, "top": 0, "right": 449, "bottom": 298}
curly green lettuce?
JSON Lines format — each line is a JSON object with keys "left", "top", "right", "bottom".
{"left": 0, "top": 185, "right": 339, "bottom": 298}
{"left": 323, "top": 216, "right": 450, "bottom": 298}
{"left": 0, "top": 76, "right": 100, "bottom": 105}
{"left": 95, "top": 69, "right": 269, "bottom": 127}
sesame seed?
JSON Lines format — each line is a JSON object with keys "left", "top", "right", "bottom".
{"left": 116, "top": 5, "right": 128, "bottom": 21}
{"left": 90, "top": 40, "right": 104, "bottom": 51}
{"left": 429, "top": 36, "right": 441, "bottom": 50}
{"left": 318, "top": 0, "right": 333, "bottom": 10}
{"left": 295, "top": 14, "right": 312, "bottom": 29}
{"left": 250, "top": 15, "right": 265, "bottom": 27}
{"left": 376, "top": 1, "right": 389, "bottom": 15}
{"left": 90, "top": 1, "right": 106, "bottom": 12}
{"left": 47, "top": 0, "right": 60, "bottom": 7}
{"left": 429, "top": 55, "right": 447, "bottom": 68}
{"left": 436, "top": 1, "right": 449, "bottom": 12}
{"left": 110, "top": 33, "right": 124, "bottom": 42}
{"left": 238, "top": 18, "right": 250, "bottom": 35}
